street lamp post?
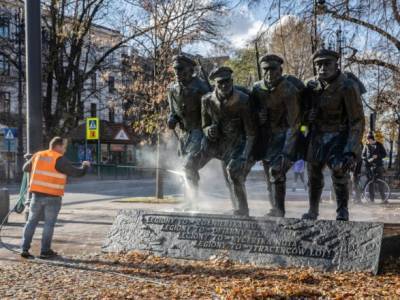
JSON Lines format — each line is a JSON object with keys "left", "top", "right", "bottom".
{"left": 16, "top": 8, "right": 24, "bottom": 180}
{"left": 25, "top": 0, "right": 42, "bottom": 155}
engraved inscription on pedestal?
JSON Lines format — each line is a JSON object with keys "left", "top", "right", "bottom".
{"left": 103, "top": 210, "right": 384, "bottom": 274}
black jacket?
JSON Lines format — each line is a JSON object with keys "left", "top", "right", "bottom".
{"left": 362, "top": 142, "right": 387, "bottom": 167}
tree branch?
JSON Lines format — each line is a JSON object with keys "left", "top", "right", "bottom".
{"left": 348, "top": 56, "right": 400, "bottom": 74}
{"left": 323, "top": 8, "right": 400, "bottom": 51}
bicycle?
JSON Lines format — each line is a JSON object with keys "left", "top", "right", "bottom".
{"left": 360, "top": 159, "right": 391, "bottom": 203}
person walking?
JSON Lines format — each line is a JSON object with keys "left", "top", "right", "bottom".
{"left": 20, "top": 137, "right": 90, "bottom": 259}
{"left": 292, "top": 159, "right": 307, "bottom": 192}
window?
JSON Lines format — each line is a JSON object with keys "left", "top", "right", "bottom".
{"left": 108, "top": 108, "right": 115, "bottom": 123}
{"left": 108, "top": 75, "right": 115, "bottom": 93}
{"left": 0, "top": 55, "right": 10, "bottom": 76}
{"left": 90, "top": 103, "right": 97, "bottom": 117}
{"left": 91, "top": 72, "right": 97, "bottom": 91}
{"left": 0, "top": 92, "right": 10, "bottom": 113}
{"left": 0, "top": 14, "right": 10, "bottom": 38}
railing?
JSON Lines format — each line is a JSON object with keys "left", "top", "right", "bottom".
{"left": 70, "top": 163, "right": 157, "bottom": 180}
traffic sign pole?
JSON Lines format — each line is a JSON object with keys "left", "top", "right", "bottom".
{"left": 85, "top": 117, "right": 100, "bottom": 177}
{"left": 7, "top": 140, "right": 10, "bottom": 184}
{"left": 4, "top": 128, "right": 16, "bottom": 183}
{"left": 97, "top": 138, "right": 100, "bottom": 179}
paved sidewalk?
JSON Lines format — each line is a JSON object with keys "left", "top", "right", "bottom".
{"left": 2, "top": 192, "right": 400, "bottom": 265}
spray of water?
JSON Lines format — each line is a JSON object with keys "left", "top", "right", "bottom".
{"left": 165, "top": 168, "right": 201, "bottom": 212}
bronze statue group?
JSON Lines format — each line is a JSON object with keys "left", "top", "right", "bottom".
{"left": 167, "top": 49, "right": 365, "bottom": 222}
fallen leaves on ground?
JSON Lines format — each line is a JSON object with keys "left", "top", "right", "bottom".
{"left": 0, "top": 252, "right": 399, "bottom": 299}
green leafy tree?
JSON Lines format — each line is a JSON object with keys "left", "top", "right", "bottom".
{"left": 225, "top": 48, "right": 259, "bottom": 88}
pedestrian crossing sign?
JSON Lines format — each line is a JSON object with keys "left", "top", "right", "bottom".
{"left": 86, "top": 117, "right": 99, "bottom": 140}
{"left": 4, "top": 128, "right": 15, "bottom": 139}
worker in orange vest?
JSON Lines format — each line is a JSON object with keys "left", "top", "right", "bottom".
{"left": 21, "top": 137, "right": 90, "bottom": 259}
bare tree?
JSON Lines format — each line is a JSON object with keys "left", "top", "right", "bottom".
{"left": 245, "top": 0, "right": 400, "bottom": 173}
{"left": 26, "top": 0, "right": 213, "bottom": 141}
{"left": 263, "top": 15, "right": 314, "bottom": 80}
{"left": 120, "top": 0, "right": 226, "bottom": 144}
{"left": 318, "top": 1, "right": 400, "bottom": 74}
{"left": 316, "top": 0, "right": 400, "bottom": 173}
{"left": 41, "top": 0, "right": 129, "bottom": 139}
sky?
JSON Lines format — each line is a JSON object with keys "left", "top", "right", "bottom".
{"left": 184, "top": 3, "right": 268, "bottom": 56}
{"left": 102, "top": 1, "right": 268, "bottom": 57}
{"left": 224, "top": 4, "right": 266, "bottom": 49}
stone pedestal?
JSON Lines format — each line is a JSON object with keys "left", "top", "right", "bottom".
{"left": 103, "top": 210, "right": 388, "bottom": 274}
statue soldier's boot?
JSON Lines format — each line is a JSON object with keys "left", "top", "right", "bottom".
{"left": 302, "top": 163, "right": 323, "bottom": 220}
{"left": 231, "top": 182, "right": 249, "bottom": 217}
{"left": 332, "top": 170, "right": 350, "bottom": 221}
{"left": 226, "top": 165, "right": 249, "bottom": 217}
{"left": 302, "top": 186, "right": 322, "bottom": 220}
{"left": 266, "top": 181, "right": 285, "bottom": 217}
{"left": 222, "top": 163, "right": 237, "bottom": 208}
{"left": 262, "top": 161, "right": 274, "bottom": 208}
{"left": 334, "top": 185, "right": 349, "bottom": 221}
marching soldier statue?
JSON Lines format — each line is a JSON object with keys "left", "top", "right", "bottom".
{"left": 251, "top": 54, "right": 302, "bottom": 217}
{"left": 302, "top": 49, "right": 365, "bottom": 221}
{"left": 198, "top": 66, "right": 256, "bottom": 216}
{"left": 167, "top": 55, "right": 210, "bottom": 201}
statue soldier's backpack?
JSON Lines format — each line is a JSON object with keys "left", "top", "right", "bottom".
{"left": 283, "top": 74, "right": 306, "bottom": 92}
{"left": 343, "top": 71, "right": 367, "bottom": 95}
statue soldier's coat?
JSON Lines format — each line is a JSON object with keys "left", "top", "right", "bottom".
{"left": 302, "top": 49, "right": 365, "bottom": 221}
{"left": 197, "top": 66, "right": 256, "bottom": 216}
{"left": 167, "top": 55, "right": 210, "bottom": 196}
{"left": 251, "top": 54, "right": 302, "bottom": 217}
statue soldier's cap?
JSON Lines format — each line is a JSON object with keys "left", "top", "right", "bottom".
{"left": 312, "top": 49, "right": 340, "bottom": 62}
{"left": 259, "top": 54, "right": 284, "bottom": 67}
{"left": 172, "top": 55, "right": 196, "bottom": 68}
{"left": 209, "top": 66, "right": 233, "bottom": 81}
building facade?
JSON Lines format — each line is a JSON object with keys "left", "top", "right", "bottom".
{"left": 0, "top": 1, "right": 133, "bottom": 180}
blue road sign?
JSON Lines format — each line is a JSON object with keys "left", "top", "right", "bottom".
{"left": 3, "top": 128, "right": 17, "bottom": 140}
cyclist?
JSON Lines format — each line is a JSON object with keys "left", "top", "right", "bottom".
{"left": 362, "top": 132, "right": 388, "bottom": 203}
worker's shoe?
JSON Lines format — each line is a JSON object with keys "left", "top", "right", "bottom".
{"left": 39, "top": 249, "right": 58, "bottom": 259}
{"left": 20, "top": 250, "right": 34, "bottom": 259}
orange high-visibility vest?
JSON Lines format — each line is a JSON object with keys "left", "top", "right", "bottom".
{"left": 29, "top": 149, "right": 67, "bottom": 196}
